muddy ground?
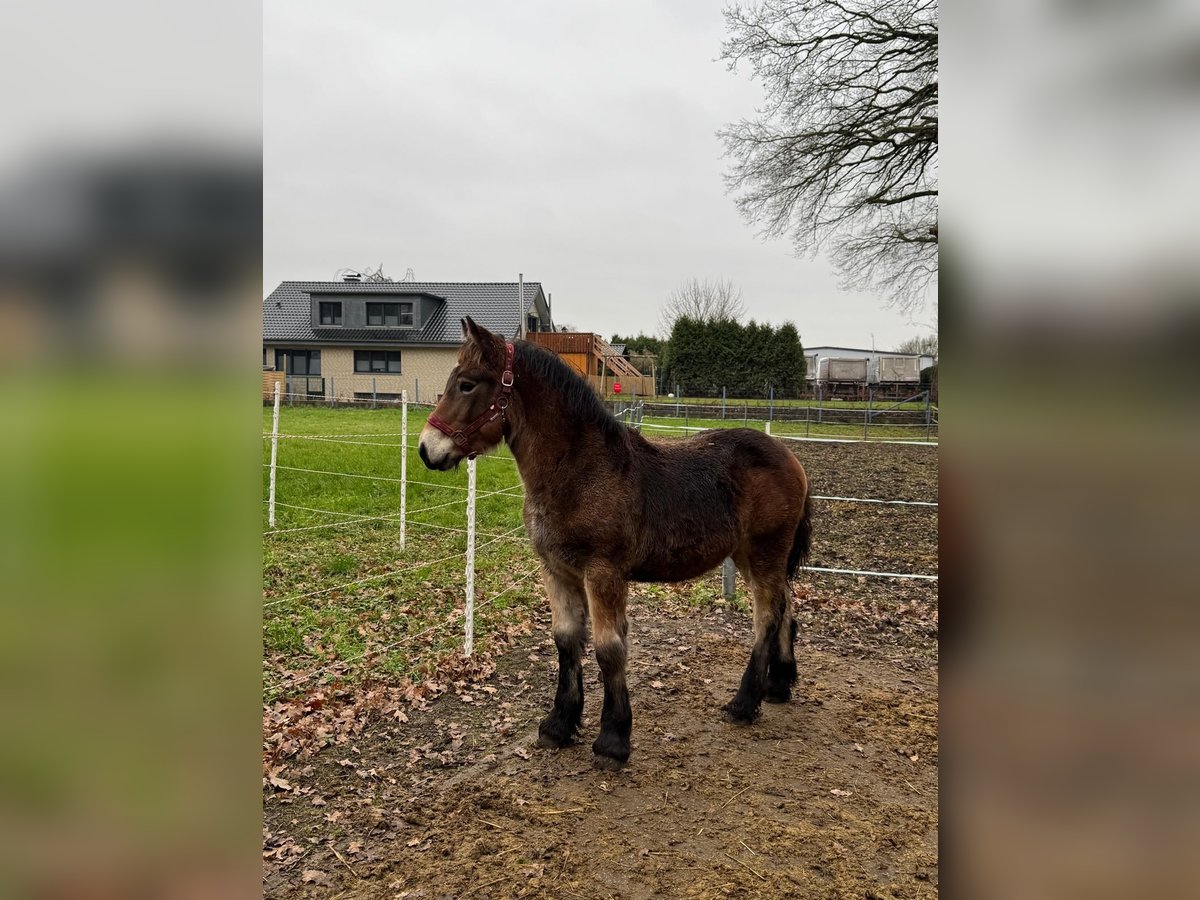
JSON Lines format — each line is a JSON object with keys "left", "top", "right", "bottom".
{"left": 264, "top": 442, "right": 938, "bottom": 899}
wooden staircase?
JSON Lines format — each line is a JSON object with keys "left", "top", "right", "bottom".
{"left": 592, "top": 335, "right": 645, "bottom": 381}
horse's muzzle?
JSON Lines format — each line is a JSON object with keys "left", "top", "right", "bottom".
{"left": 418, "top": 429, "right": 460, "bottom": 471}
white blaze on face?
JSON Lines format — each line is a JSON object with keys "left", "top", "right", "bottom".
{"left": 419, "top": 423, "right": 459, "bottom": 465}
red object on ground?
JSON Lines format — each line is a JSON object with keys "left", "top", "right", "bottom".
{"left": 613, "top": 382, "right": 622, "bottom": 393}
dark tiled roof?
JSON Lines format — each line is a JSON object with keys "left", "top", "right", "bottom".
{"left": 263, "top": 281, "right": 544, "bottom": 345}
{"left": 609, "top": 343, "right": 626, "bottom": 356}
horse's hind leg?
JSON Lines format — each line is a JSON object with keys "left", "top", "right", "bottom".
{"left": 766, "top": 612, "right": 798, "bottom": 704}
{"left": 724, "top": 547, "right": 789, "bottom": 724}
{"left": 536, "top": 567, "right": 588, "bottom": 749}
{"left": 585, "top": 566, "right": 632, "bottom": 770}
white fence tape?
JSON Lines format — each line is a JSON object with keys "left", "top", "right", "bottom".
{"left": 805, "top": 565, "right": 938, "bottom": 581}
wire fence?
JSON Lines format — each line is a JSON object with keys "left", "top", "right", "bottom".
{"left": 262, "top": 383, "right": 938, "bottom": 686}
{"left": 619, "top": 387, "right": 939, "bottom": 443}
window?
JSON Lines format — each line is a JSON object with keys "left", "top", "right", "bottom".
{"left": 276, "top": 349, "right": 321, "bottom": 376}
{"left": 354, "top": 350, "right": 402, "bottom": 374}
{"left": 318, "top": 301, "right": 342, "bottom": 325}
{"left": 366, "top": 302, "right": 414, "bottom": 327}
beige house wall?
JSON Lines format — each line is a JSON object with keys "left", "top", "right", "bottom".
{"left": 264, "top": 345, "right": 458, "bottom": 403}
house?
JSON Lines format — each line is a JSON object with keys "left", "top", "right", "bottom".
{"left": 263, "top": 277, "right": 552, "bottom": 402}
{"left": 803, "top": 345, "right": 937, "bottom": 383}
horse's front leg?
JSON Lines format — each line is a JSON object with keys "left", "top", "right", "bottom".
{"left": 585, "top": 566, "right": 631, "bottom": 770}
{"left": 536, "top": 566, "right": 588, "bottom": 749}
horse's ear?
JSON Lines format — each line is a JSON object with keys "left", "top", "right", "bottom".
{"left": 463, "top": 316, "right": 490, "bottom": 343}
{"left": 461, "top": 317, "right": 504, "bottom": 367}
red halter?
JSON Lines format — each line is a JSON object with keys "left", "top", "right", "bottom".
{"left": 426, "top": 342, "right": 515, "bottom": 457}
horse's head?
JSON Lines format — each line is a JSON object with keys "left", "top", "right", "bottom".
{"left": 418, "top": 317, "right": 514, "bottom": 470}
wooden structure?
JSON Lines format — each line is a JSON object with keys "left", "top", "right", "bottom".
{"left": 262, "top": 370, "right": 285, "bottom": 401}
{"left": 527, "top": 332, "right": 655, "bottom": 398}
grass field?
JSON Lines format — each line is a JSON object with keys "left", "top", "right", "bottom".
{"left": 262, "top": 404, "right": 541, "bottom": 703}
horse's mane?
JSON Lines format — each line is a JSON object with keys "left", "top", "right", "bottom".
{"left": 516, "top": 340, "right": 626, "bottom": 444}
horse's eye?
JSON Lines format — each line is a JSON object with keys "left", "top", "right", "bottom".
{"left": 460, "top": 381, "right": 476, "bottom": 394}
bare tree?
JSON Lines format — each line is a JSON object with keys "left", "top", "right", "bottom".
{"left": 720, "top": 0, "right": 938, "bottom": 311}
{"left": 658, "top": 277, "right": 746, "bottom": 335}
{"left": 896, "top": 333, "right": 937, "bottom": 356}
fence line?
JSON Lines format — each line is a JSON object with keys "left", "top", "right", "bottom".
{"left": 805, "top": 565, "right": 938, "bottom": 581}
{"left": 270, "top": 565, "right": 543, "bottom": 694}
{"left": 764, "top": 421, "right": 938, "bottom": 447}
{"left": 268, "top": 390, "right": 439, "bottom": 407}
{"left": 773, "top": 434, "right": 939, "bottom": 447}
{"left": 265, "top": 431, "right": 409, "bottom": 438}
{"left": 263, "top": 462, "right": 525, "bottom": 498}
{"left": 263, "top": 493, "right": 526, "bottom": 537}
{"left": 812, "top": 495, "right": 938, "bottom": 508}
{"left": 264, "top": 521, "right": 529, "bottom": 607}
{"left": 637, "top": 419, "right": 940, "bottom": 445}
{"left": 268, "top": 434, "right": 405, "bottom": 448}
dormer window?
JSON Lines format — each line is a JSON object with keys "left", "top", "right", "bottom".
{"left": 318, "top": 301, "right": 342, "bottom": 326}
{"left": 366, "top": 301, "right": 414, "bottom": 327}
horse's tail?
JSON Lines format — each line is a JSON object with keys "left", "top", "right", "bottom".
{"left": 786, "top": 489, "right": 812, "bottom": 581}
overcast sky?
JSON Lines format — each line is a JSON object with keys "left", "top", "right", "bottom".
{"left": 265, "top": 0, "right": 934, "bottom": 349}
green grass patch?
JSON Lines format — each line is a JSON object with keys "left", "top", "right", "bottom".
{"left": 263, "top": 404, "right": 542, "bottom": 702}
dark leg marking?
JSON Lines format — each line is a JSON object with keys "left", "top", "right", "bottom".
{"left": 592, "top": 641, "right": 631, "bottom": 769}
{"left": 537, "top": 630, "right": 585, "bottom": 748}
{"left": 766, "top": 618, "right": 798, "bottom": 704}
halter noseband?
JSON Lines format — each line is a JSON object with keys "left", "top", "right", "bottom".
{"left": 426, "top": 342, "right": 515, "bottom": 458}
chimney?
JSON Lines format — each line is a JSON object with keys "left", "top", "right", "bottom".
{"left": 343, "top": 272, "right": 361, "bottom": 283}
{"left": 518, "top": 273, "right": 525, "bottom": 339}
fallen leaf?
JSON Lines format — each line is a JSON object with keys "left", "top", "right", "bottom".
{"left": 347, "top": 841, "right": 363, "bottom": 855}
{"left": 854, "top": 743, "right": 864, "bottom": 754}
{"left": 513, "top": 746, "right": 531, "bottom": 760}
{"left": 830, "top": 788, "right": 853, "bottom": 797}
{"left": 301, "top": 869, "right": 331, "bottom": 886}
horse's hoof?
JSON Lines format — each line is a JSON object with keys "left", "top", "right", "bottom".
{"left": 591, "top": 733, "right": 630, "bottom": 770}
{"left": 764, "top": 688, "right": 791, "bottom": 704}
{"left": 722, "top": 700, "right": 760, "bottom": 725}
{"left": 536, "top": 718, "right": 574, "bottom": 749}
{"left": 592, "top": 752, "right": 627, "bottom": 771}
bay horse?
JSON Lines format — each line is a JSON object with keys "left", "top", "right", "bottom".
{"left": 419, "top": 318, "right": 811, "bottom": 770}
